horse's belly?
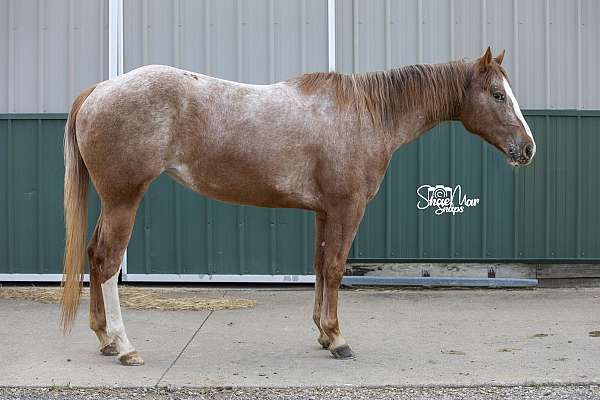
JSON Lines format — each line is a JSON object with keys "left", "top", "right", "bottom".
{"left": 166, "top": 163, "right": 320, "bottom": 210}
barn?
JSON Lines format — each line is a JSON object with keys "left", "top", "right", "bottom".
{"left": 1, "top": 0, "right": 599, "bottom": 284}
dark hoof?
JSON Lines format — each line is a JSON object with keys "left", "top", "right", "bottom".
{"left": 119, "top": 351, "right": 145, "bottom": 366}
{"left": 100, "top": 342, "right": 118, "bottom": 356}
{"left": 330, "top": 344, "right": 355, "bottom": 359}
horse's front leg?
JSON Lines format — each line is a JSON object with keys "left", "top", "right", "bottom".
{"left": 320, "top": 197, "right": 366, "bottom": 359}
{"left": 312, "top": 212, "right": 330, "bottom": 349}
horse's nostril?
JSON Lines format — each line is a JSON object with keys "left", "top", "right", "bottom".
{"left": 524, "top": 143, "right": 533, "bottom": 159}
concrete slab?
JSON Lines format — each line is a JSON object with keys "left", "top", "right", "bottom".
{"left": 161, "top": 288, "right": 600, "bottom": 387}
{"left": 0, "top": 297, "right": 212, "bottom": 387}
{"left": 2, "top": 287, "right": 600, "bottom": 387}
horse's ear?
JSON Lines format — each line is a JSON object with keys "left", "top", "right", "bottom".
{"left": 494, "top": 49, "right": 505, "bottom": 65}
{"left": 478, "top": 46, "right": 493, "bottom": 68}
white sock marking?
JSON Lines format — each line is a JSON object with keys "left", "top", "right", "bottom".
{"left": 502, "top": 77, "right": 536, "bottom": 157}
{"left": 101, "top": 271, "right": 135, "bottom": 356}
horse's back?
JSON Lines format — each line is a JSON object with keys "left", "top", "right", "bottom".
{"left": 74, "top": 65, "right": 328, "bottom": 210}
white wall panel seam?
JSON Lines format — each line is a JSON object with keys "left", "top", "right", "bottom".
{"left": 576, "top": 0, "right": 582, "bottom": 109}
{"left": 37, "top": 0, "right": 44, "bottom": 112}
{"left": 8, "top": 0, "right": 15, "bottom": 112}
{"left": 68, "top": 0, "right": 75, "bottom": 104}
{"left": 544, "top": 0, "right": 550, "bottom": 108}
{"left": 328, "top": 0, "right": 336, "bottom": 71}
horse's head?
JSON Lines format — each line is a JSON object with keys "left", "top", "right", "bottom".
{"left": 459, "top": 47, "right": 535, "bottom": 166}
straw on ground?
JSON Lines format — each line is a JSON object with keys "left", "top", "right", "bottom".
{"left": 0, "top": 286, "right": 256, "bottom": 311}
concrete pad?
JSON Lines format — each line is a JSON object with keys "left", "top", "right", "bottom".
{"left": 161, "top": 288, "right": 600, "bottom": 387}
{"left": 0, "top": 297, "right": 213, "bottom": 387}
{"left": 3, "top": 287, "right": 600, "bottom": 388}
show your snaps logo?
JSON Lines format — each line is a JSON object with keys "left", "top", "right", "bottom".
{"left": 416, "top": 185, "right": 480, "bottom": 215}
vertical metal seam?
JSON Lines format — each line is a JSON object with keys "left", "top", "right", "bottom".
{"left": 117, "top": 0, "right": 123, "bottom": 76}
{"left": 352, "top": 0, "right": 361, "bottom": 257}
{"left": 544, "top": 114, "right": 551, "bottom": 257}
{"left": 204, "top": 0, "right": 213, "bottom": 274}
{"left": 236, "top": 0, "right": 243, "bottom": 81}
{"left": 544, "top": 0, "right": 550, "bottom": 108}
{"left": 8, "top": 0, "right": 15, "bottom": 112}
{"left": 173, "top": 0, "right": 182, "bottom": 274}
{"left": 236, "top": 0, "right": 245, "bottom": 273}
{"left": 511, "top": 0, "right": 519, "bottom": 258}
{"left": 576, "top": 0, "right": 582, "bottom": 109}
{"left": 417, "top": 0, "right": 423, "bottom": 257}
{"left": 384, "top": 0, "right": 392, "bottom": 257}
{"left": 141, "top": 0, "right": 149, "bottom": 273}
{"left": 206, "top": 201, "right": 213, "bottom": 274}
{"left": 203, "top": 0, "right": 210, "bottom": 75}
{"left": 37, "top": 0, "right": 44, "bottom": 112}
{"left": 352, "top": 0, "right": 359, "bottom": 72}
{"left": 37, "top": 119, "right": 43, "bottom": 272}
{"left": 7, "top": 119, "right": 13, "bottom": 272}
{"left": 576, "top": 115, "right": 582, "bottom": 257}
{"left": 327, "top": 0, "right": 336, "bottom": 71}
{"left": 99, "top": 0, "right": 105, "bottom": 79}
{"left": 301, "top": 0, "right": 308, "bottom": 272}
{"left": 512, "top": 0, "right": 519, "bottom": 89}
{"left": 68, "top": 0, "right": 75, "bottom": 103}
{"left": 300, "top": 0, "right": 307, "bottom": 73}
{"left": 449, "top": 0, "right": 455, "bottom": 257}
{"left": 269, "top": 0, "right": 277, "bottom": 273}
{"left": 142, "top": 0, "right": 148, "bottom": 66}
{"left": 173, "top": 0, "right": 180, "bottom": 67}
{"left": 481, "top": 0, "right": 487, "bottom": 258}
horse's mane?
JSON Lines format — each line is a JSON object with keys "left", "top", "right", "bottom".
{"left": 295, "top": 61, "right": 487, "bottom": 130}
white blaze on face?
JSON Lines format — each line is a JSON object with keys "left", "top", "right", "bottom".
{"left": 502, "top": 77, "right": 536, "bottom": 157}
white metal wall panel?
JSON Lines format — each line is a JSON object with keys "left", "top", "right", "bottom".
{"left": 1, "top": 1, "right": 597, "bottom": 111}
{"left": 123, "top": 0, "right": 328, "bottom": 83}
{"left": 581, "top": 0, "right": 600, "bottom": 110}
{"left": 0, "top": 0, "right": 108, "bottom": 113}
{"left": 336, "top": 0, "right": 600, "bottom": 110}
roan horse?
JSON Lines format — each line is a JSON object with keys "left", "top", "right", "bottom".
{"left": 61, "top": 47, "right": 535, "bottom": 365}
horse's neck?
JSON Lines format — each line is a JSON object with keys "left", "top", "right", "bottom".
{"left": 382, "top": 62, "right": 472, "bottom": 152}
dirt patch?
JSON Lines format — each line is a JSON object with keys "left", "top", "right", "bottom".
{"left": 0, "top": 286, "right": 256, "bottom": 311}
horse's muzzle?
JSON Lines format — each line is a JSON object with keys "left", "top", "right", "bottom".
{"left": 508, "top": 142, "right": 535, "bottom": 166}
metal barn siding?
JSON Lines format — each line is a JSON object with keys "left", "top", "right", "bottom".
{"left": 335, "top": 0, "right": 600, "bottom": 110}
{"left": 353, "top": 111, "right": 600, "bottom": 261}
{"left": 0, "top": 0, "right": 108, "bottom": 113}
{"left": 1, "top": 0, "right": 600, "bottom": 280}
{"left": 121, "top": 0, "right": 327, "bottom": 277}
{"left": 0, "top": 114, "right": 102, "bottom": 277}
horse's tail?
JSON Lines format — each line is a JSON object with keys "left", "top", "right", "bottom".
{"left": 61, "top": 83, "right": 97, "bottom": 334}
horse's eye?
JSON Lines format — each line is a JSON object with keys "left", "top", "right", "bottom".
{"left": 493, "top": 92, "right": 505, "bottom": 102}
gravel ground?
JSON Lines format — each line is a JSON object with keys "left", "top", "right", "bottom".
{"left": 2, "top": 386, "right": 600, "bottom": 400}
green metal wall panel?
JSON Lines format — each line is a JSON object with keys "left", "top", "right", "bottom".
{"left": 1, "top": 111, "right": 599, "bottom": 276}
{"left": 0, "top": 115, "right": 101, "bottom": 275}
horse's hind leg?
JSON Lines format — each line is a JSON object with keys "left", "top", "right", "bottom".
{"left": 88, "top": 213, "right": 118, "bottom": 356}
{"left": 88, "top": 193, "right": 145, "bottom": 366}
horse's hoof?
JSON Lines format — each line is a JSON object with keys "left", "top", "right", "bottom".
{"left": 330, "top": 344, "right": 355, "bottom": 359}
{"left": 318, "top": 334, "right": 331, "bottom": 349}
{"left": 118, "top": 351, "right": 145, "bottom": 366}
{"left": 100, "top": 342, "right": 118, "bottom": 356}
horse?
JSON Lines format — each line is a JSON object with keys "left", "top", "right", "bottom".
{"left": 60, "top": 47, "right": 535, "bottom": 366}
